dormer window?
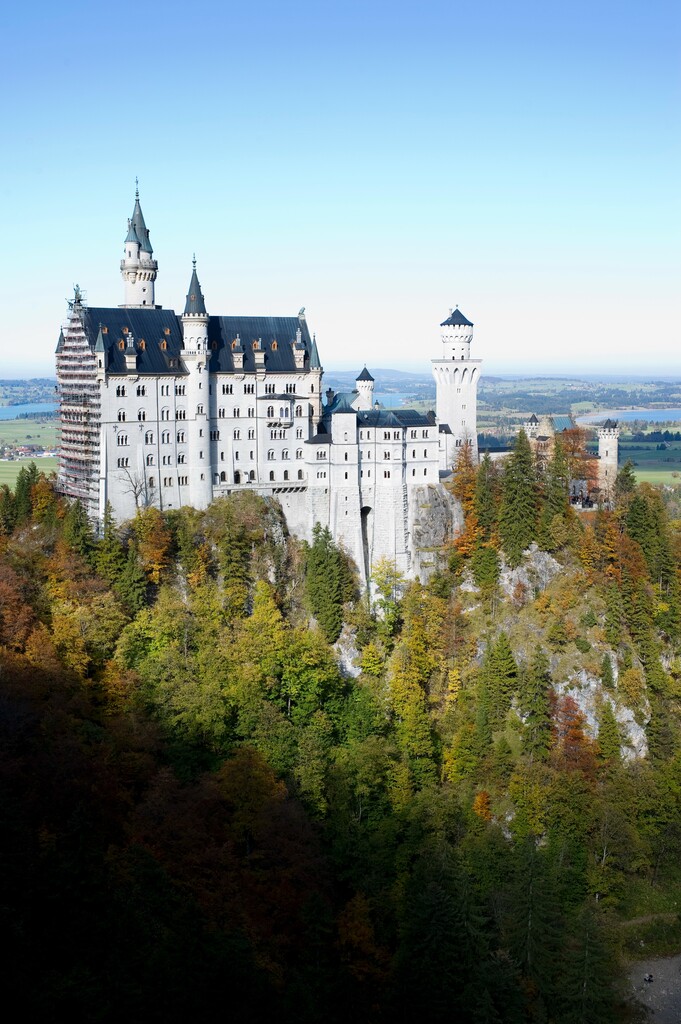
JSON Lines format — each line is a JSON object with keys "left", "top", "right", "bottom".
{"left": 118, "top": 340, "right": 125, "bottom": 351}
{"left": 122, "top": 326, "right": 129, "bottom": 335}
{"left": 160, "top": 340, "right": 167, "bottom": 351}
{"left": 271, "top": 340, "right": 278, "bottom": 351}
{"left": 252, "top": 340, "right": 259, "bottom": 350}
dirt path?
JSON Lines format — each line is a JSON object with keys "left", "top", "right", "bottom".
{"left": 628, "top": 955, "right": 681, "bottom": 1023}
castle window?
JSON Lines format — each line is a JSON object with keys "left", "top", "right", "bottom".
{"left": 411, "top": 430, "right": 417, "bottom": 439}
{"left": 317, "top": 450, "right": 327, "bottom": 460}
{"left": 118, "top": 340, "right": 125, "bottom": 350}
{"left": 234, "top": 451, "right": 239, "bottom": 460}
{"left": 269, "top": 471, "right": 275, "bottom": 481}
{"left": 267, "top": 406, "right": 274, "bottom": 418}
{"left": 383, "top": 432, "right": 390, "bottom": 440}
{"left": 244, "top": 383, "right": 255, "bottom": 394}
{"left": 148, "top": 477, "right": 155, "bottom": 488}
{"left": 384, "top": 451, "right": 390, "bottom": 459}
{"left": 424, "top": 468, "right": 427, "bottom": 475}
{"left": 177, "top": 409, "right": 186, "bottom": 419}
{"left": 265, "top": 383, "right": 275, "bottom": 394}
{"left": 249, "top": 451, "right": 254, "bottom": 460}
{"left": 296, "top": 449, "right": 302, "bottom": 459}
{"left": 138, "top": 410, "right": 146, "bottom": 421}
{"left": 116, "top": 385, "right": 126, "bottom": 397}
{"left": 117, "top": 457, "right": 129, "bottom": 468}
{"left": 145, "top": 431, "right": 154, "bottom": 444}
{"left": 252, "top": 340, "right": 259, "bottom": 350}
{"left": 296, "top": 428, "right": 303, "bottom": 439}
{"left": 175, "top": 384, "right": 185, "bottom": 396}
{"left": 271, "top": 340, "right": 278, "bottom": 351}
{"left": 146, "top": 454, "right": 154, "bottom": 466}
{"left": 282, "top": 449, "right": 289, "bottom": 460}
{"left": 178, "top": 453, "right": 186, "bottom": 464}
{"left": 161, "top": 408, "right": 169, "bottom": 420}
{"left": 212, "top": 430, "right": 221, "bottom": 441}
{"left": 249, "top": 470, "right": 256, "bottom": 481}
{"left": 412, "top": 468, "right": 416, "bottom": 476}
{"left": 218, "top": 408, "right": 225, "bottom": 418}
{"left": 162, "top": 431, "right": 170, "bottom": 443}
{"left": 393, "top": 431, "right": 400, "bottom": 440}
{"left": 179, "top": 476, "right": 188, "bottom": 486}
{"left": 220, "top": 471, "right": 227, "bottom": 483}
{"left": 424, "top": 450, "right": 427, "bottom": 458}
{"left": 137, "top": 385, "right": 146, "bottom": 397}
{"left": 344, "top": 472, "right": 348, "bottom": 480}
{"left": 295, "top": 405, "right": 302, "bottom": 417}
{"left": 233, "top": 407, "right": 240, "bottom": 417}
{"left": 267, "top": 450, "right": 275, "bottom": 461}
{"left": 222, "top": 384, "right": 233, "bottom": 395}
{"left": 118, "top": 410, "right": 126, "bottom": 422}
{"left": 139, "top": 340, "right": 146, "bottom": 350}
{"left": 344, "top": 452, "right": 348, "bottom": 461}
{"left": 160, "top": 340, "right": 167, "bottom": 351}
{"left": 117, "top": 434, "right": 128, "bottom": 446}
{"left": 248, "top": 429, "right": 255, "bottom": 439}
{"left": 233, "top": 430, "right": 240, "bottom": 440}
{"left": 298, "top": 469, "right": 304, "bottom": 480}
{"left": 422, "top": 430, "right": 429, "bottom": 438}
{"left": 197, "top": 404, "right": 204, "bottom": 415}
{"left": 283, "top": 470, "right": 288, "bottom": 480}
{"left": 384, "top": 471, "right": 390, "bottom": 478}
{"left": 176, "top": 430, "right": 185, "bottom": 443}
{"left": 412, "top": 449, "right": 416, "bottom": 458}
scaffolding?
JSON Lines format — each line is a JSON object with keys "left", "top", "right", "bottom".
{"left": 56, "top": 294, "right": 101, "bottom": 516}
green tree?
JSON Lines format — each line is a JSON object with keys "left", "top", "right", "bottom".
{"left": 13, "top": 462, "right": 39, "bottom": 525}
{"left": 94, "top": 502, "right": 126, "bottom": 584}
{"left": 305, "top": 523, "right": 351, "bottom": 642}
{"left": 62, "top": 499, "right": 94, "bottom": 561}
{"left": 474, "top": 452, "right": 499, "bottom": 544}
{"left": 499, "top": 430, "right": 538, "bottom": 567}
{"left": 520, "top": 647, "right": 552, "bottom": 763}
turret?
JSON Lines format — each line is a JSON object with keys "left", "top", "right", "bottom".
{"left": 440, "top": 306, "right": 473, "bottom": 360}
{"left": 432, "top": 305, "right": 481, "bottom": 470}
{"left": 355, "top": 367, "right": 374, "bottom": 410}
{"left": 598, "top": 419, "right": 619, "bottom": 500}
{"left": 120, "top": 184, "right": 158, "bottom": 308}
{"left": 181, "top": 260, "right": 212, "bottom": 510}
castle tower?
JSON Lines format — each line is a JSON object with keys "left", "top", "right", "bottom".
{"left": 181, "top": 260, "right": 213, "bottom": 509}
{"left": 598, "top": 419, "right": 619, "bottom": 500}
{"left": 355, "top": 366, "right": 374, "bottom": 410}
{"left": 120, "top": 184, "right": 158, "bottom": 308}
{"left": 432, "top": 307, "right": 481, "bottom": 470}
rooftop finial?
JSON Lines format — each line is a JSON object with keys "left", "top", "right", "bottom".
{"left": 135, "top": 177, "right": 139, "bottom": 200}
{"left": 192, "top": 253, "right": 196, "bottom": 270}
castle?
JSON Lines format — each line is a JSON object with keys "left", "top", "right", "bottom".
{"left": 56, "top": 191, "right": 480, "bottom": 583}
{"left": 523, "top": 413, "right": 619, "bottom": 500}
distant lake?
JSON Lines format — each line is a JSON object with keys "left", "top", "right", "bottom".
{"left": 375, "top": 392, "right": 411, "bottom": 408}
{"left": 0, "top": 403, "right": 58, "bottom": 420}
{"left": 578, "top": 408, "right": 681, "bottom": 425}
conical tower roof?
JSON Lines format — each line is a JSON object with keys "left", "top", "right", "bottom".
{"left": 356, "top": 366, "right": 374, "bottom": 382}
{"left": 183, "top": 260, "right": 207, "bottom": 316}
{"left": 130, "top": 184, "right": 153, "bottom": 253}
{"left": 309, "top": 333, "right": 321, "bottom": 369}
{"left": 440, "top": 306, "right": 473, "bottom": 327}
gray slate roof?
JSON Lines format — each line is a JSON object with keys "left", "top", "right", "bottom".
{"left": 71, "top": 308, "right": 317, "bottom": 376}
{"left": 356, "top": 366, "right": 374, "bottom": 382}
{"left": 130, "top": 197, "right": 152, "bottom": 253}
{"left": 440, "top": 307, "right": 473, "bottom": 327}
{"left": 183, "top": 265, "right": 207, "bottom": 316}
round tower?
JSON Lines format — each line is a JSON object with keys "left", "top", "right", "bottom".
{"left": 181, "top": 260, "right": 213, "bottom": 510}
{"left": 120, "top": 185, "right": 158, "bottom": 308}
{"left": 432, "top": 306, "right": 482, "bottom": 471}
{"left": 355, "top": 366, "right": 374, "bottom": 410}
{"left": 598, "top": 419, "right": 619, "bottom": 500}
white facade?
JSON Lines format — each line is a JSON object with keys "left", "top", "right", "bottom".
{"left": 431, "top": 308, "right": 481, "bottom": 469}
{"left": 598, "top": 420, "right": 620, "bottom": 498}
{"left": 57, "top": 194, "right": 476, "bottom": 582}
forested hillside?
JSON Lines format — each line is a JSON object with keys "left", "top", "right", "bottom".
{"left": 1, "top": 448, "right": 680, "bottom": 1023}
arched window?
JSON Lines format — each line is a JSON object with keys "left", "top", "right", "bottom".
{"left": 282, "top": 449, "right": 289, "bottom": 460}
{"left": 283, "top": 470, "right": 289, "bottom": 481}
{"left": 295, "top": 405, "right": 302, "bottom": 417}
{"left": 269, "top": 470, "right": 275, "bottom": 481}
{"left": 296, "top": 448, "right": 302, "bottom": 459}
{"left": 137, "top": 385, "right": 146, "bottom": 397}
{"left": 138, "top": 409, "right": 146, "bottom": 421}
{"left": 146, "top": 454, "right": 154, "bottom": 466}
{"left": 145, "top": 431, "right": 154, "bottom": 444}
{"left": 220, "top": 471, "right": 227, "bottom": 482}
{"left": 249, "top": 470, "right": 255, "bottom": 481}
{"left": 197, "top": 404, "right": 204, "bottom": 415}
{"left": 267, "top": 449, "right": 275, "bottom": 461}
{"left": 234, "top": 471, "right": 241, "bottom": 484}
{"left": 148, "top": 477, "right": 155, "bottom": 488}
{"left": 117, "top": 410, "right": 126, "bottom": 422}
{"left": 267, "top": 406, "right": 274, "bottom": 418}
{"left": 116, "top": 385, "right": 126, "bottom": 397}
{"left": 297, "top": 469, "right": 304, "bottom": 480}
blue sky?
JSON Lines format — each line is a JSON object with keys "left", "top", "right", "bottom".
{"left": 1, "top": 0, "right": 678, "bottom": 376}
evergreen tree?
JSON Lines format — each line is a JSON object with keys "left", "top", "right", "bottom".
{"left": 62, "top": 499, "right": 94, "bottom": 561}
{"left": 13, "top": 462, "right": 39, "bottom": 525}
{"left": 304, "top": 523, "right": 346, "bottom": 642}
{"left": 474, "top": 452, "right": 498, "bottom": 544}
{"left": 613, "top": 460, "right": 636, "bottom": 506}
{"left": 604, "top": 585, "right": 625, "bottom": 647}
{"left": 600, "top": 653, "right": 614, "bottom": 690}
{"left": 520, "top": 647, "right": 552, "bottom": 763}
{"left": 0, "top": 484, "right": 16, "bottom": 534}
{"left": 94, "top": 502, "right": 127, "bottom": 584}
{"left": 538, "top": 439, "right": 571, "bottom": 550}
{"left": 471, "top": 545, "right": 500, "bottom": 600}
{"left": 596, "top": 699, "right": 622, "bottom": 765}
{"left": 114, "top": 546, "right": 148, "bottom": 615}
{"left": 499, "top": 430, "right": 538, "bottom": 567}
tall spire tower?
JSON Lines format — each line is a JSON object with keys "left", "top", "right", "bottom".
{"left": 120, "top": 182, "right": 159, "bottom": 307}
{"left": 432, "top": 306, "right": 481, "bottom": 470}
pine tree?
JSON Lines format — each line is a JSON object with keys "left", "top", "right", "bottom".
{"left": 604, "top": 585, "right": 625, "bottom": 647}
{"left": 0, "top": 484, "right": 16, "bottom": 534}
{"left": 13, "top": 462, "right": 39, "bottom": 525}
{"left": 520, "top": 647, "right": 552, "bottom": 763}
{"left": 597, "top": 699, "right": 622, "bottom": 765}
{"left": 62, "top": 499, "right": 94, "bottom": 561}
{"left": 538, "top": 439, "right": 571, "bottom": 550}
{"left": 304, "top": 523, "right": 345, "bottom": 642}
{"left": 114, "top": 546, "right": 148, "bottom": 615}
{"left": 600, "top": 653, "right": 614, "bottom": 690}
{"left": 94, "top": 502, "right": 127, "bottom": 584}
{"left": 475, "top": 452, "right": 499, "bottom": 544}
{"left": 499, "top": 430, "right": 538, "bottom": 567}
